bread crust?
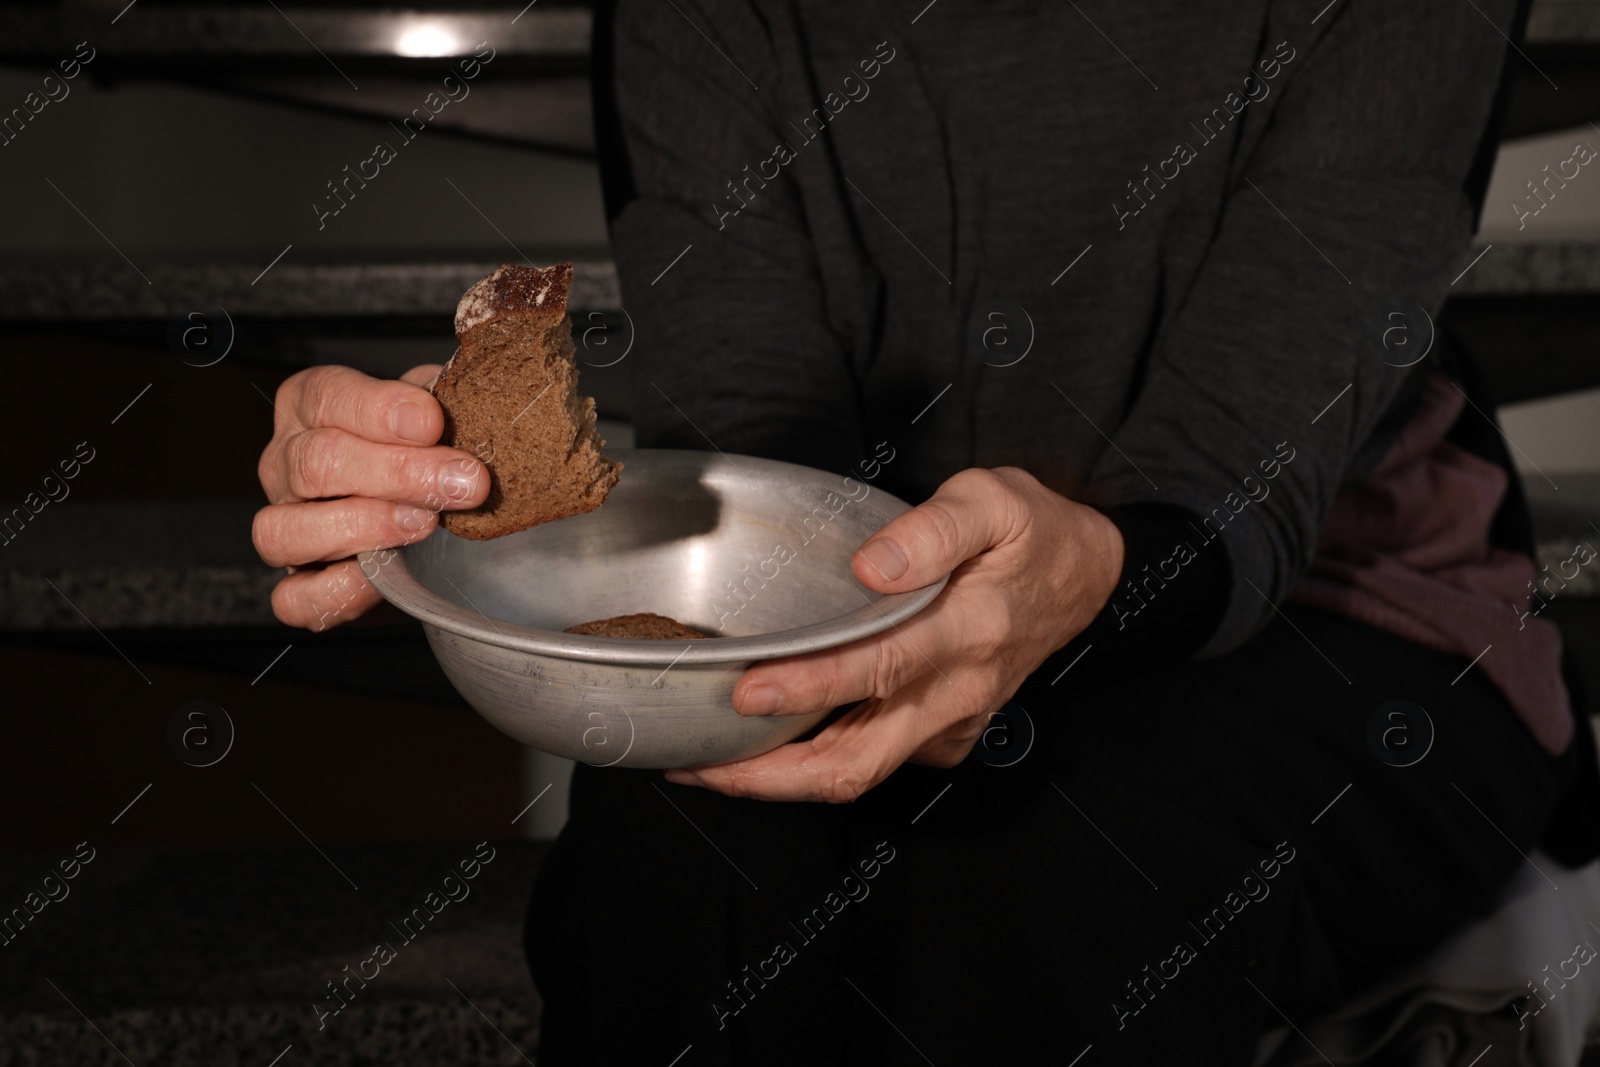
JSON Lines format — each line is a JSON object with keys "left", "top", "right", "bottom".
{"left": 433, "top": 263, "right": 622, "bottom": 540}
{"left": 453, "top": 261, "right": 573, "bottom": 337}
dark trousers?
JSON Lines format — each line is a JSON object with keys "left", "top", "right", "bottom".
{"left": 524, "top": 606, "right": 1582, "bottom": 1065}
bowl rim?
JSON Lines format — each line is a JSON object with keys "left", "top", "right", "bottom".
{"left": 357, "top": 448, "right": 949, "bottom": 665}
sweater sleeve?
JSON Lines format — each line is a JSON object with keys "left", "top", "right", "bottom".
{"left": 603, "top": 0, "right": 866, "bottom": 475}
{"left": 1080, "top": 0, "right": 1520, "bottom": 659}
{"left": 1057, "top": 503, "right": 1235, "bottom": 674}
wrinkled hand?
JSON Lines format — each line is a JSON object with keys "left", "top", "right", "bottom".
{"left": 253, "top": 363, "right": 489, "bottom": 630}
{"left": 664, "top": 467, "right": 1124, "bottom": 802}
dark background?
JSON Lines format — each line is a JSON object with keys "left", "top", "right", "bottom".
{"left": 0, "top": 1, "right": 1597, "bottom": 1064}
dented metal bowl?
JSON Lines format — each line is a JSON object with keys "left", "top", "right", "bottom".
{"left": 359, "top": 448, "right": 946, "bottom": 768}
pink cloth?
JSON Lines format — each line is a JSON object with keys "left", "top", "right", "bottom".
{"left": 1287, "top": 373, "right": 1573, "bottom": 756}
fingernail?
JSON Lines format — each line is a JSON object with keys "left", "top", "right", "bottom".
{"left": 391, "top": 402, "right": 429, "bottom": 443}
{"left": 664, "top": 769, "right": 702, "bottom": 787}
{"left": 439, "top": 460, "right": 483, "bottom": 504}
{"left": 858, "top": 537, "right": 908, "bottom": 581}
{"left": 739, "top": 685, "right": 783, "bottom": 715}
{"left": 392, "top": 504, "right": 434, "bottom": 537}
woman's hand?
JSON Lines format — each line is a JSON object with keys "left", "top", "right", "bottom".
{"left": 664, "top": 467, "right": 1125, "bottom": 802}
{"left": 253, "top": 363, "right": 490, "bottom": 630}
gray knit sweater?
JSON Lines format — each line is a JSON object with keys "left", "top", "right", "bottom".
{"left": 604, "top": 0, "right": 1516, "bottom": 659}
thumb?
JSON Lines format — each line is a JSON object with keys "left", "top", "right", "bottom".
{"left": 401, "top": 362, "right": 444, "bottom": 390}
{"left": 851, "top": 468, "right": 1019, "bottom": 592}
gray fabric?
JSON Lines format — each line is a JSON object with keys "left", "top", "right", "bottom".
{"left": 1256, "top": 848, "right": 1600, "bottom": 1067}
{"left": 607, "top": 0, "right": 1517, "bottom": 657}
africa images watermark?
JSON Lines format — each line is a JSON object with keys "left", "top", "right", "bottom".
{"left": 1513, "top": 938, "right": 1598, "bottom": 1031}
{"left": 0, "top": 841, "right": 96, "bottom": 949}
{"left": 167, "top": 304, "right": 237, "bottom": 368}
{"left": 0, "top": 40, "right": 96, "bottom": 149}
{"left": 1112, "top": 840, "right": 1297, "bottom": 1030}
{"left": 1367, "top": 699, "right": 1434, "bottom": 768}
{"left": 0, "top": 440, "right": 97, "bottom": 550}
{"left": 312, "top": 841, "right": 497, "bottom": 1030}
{"left": 1511, "top": 137, "right": 1596, "bottom": 231}
{"left": 706, "top": 440, "right": 897, "bottom": 632}
{"left": 1513, "top": 536, "right": 1598, "bottom": 631}
{"left": 308, "top": 454, "right": 486, "bottom": 631}
{"left": 167, "top": 699, "right": 236, "bottom": 768}
{"left": 312, "top": 43, "right": 498, "bottom": 230}
{"left": 1113, "top": 40, "right": 1297, "bottom": 230}
{"left": 709, "top": 840, "right": 897, "bottom": 1030}
{"left": 1108, "top": 441, "right": 1298, "bottom": 630}
{"left": 712, "top": 41, "right": 897, "bottom": 230}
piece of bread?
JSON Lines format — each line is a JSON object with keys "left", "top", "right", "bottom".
{"left": 564, "top": 612, "right": 709, "bottom": 640}
{"left": 432, "top": 262, "right": 622, "bottom": 540}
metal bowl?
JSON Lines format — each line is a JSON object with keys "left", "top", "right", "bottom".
{"left": 359, "top": 448, "right": 946, "bottom": 768}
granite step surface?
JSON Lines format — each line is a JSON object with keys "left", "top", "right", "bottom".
{"left": 0, "top": 842, "right": 547, "bottom": 1066}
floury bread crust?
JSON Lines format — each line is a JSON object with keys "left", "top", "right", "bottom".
{"left": 564, "top": 613, "right": 708, "bottom": 640}
{"left": 433, "top": 262, "right": 622, "bottom": 540}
